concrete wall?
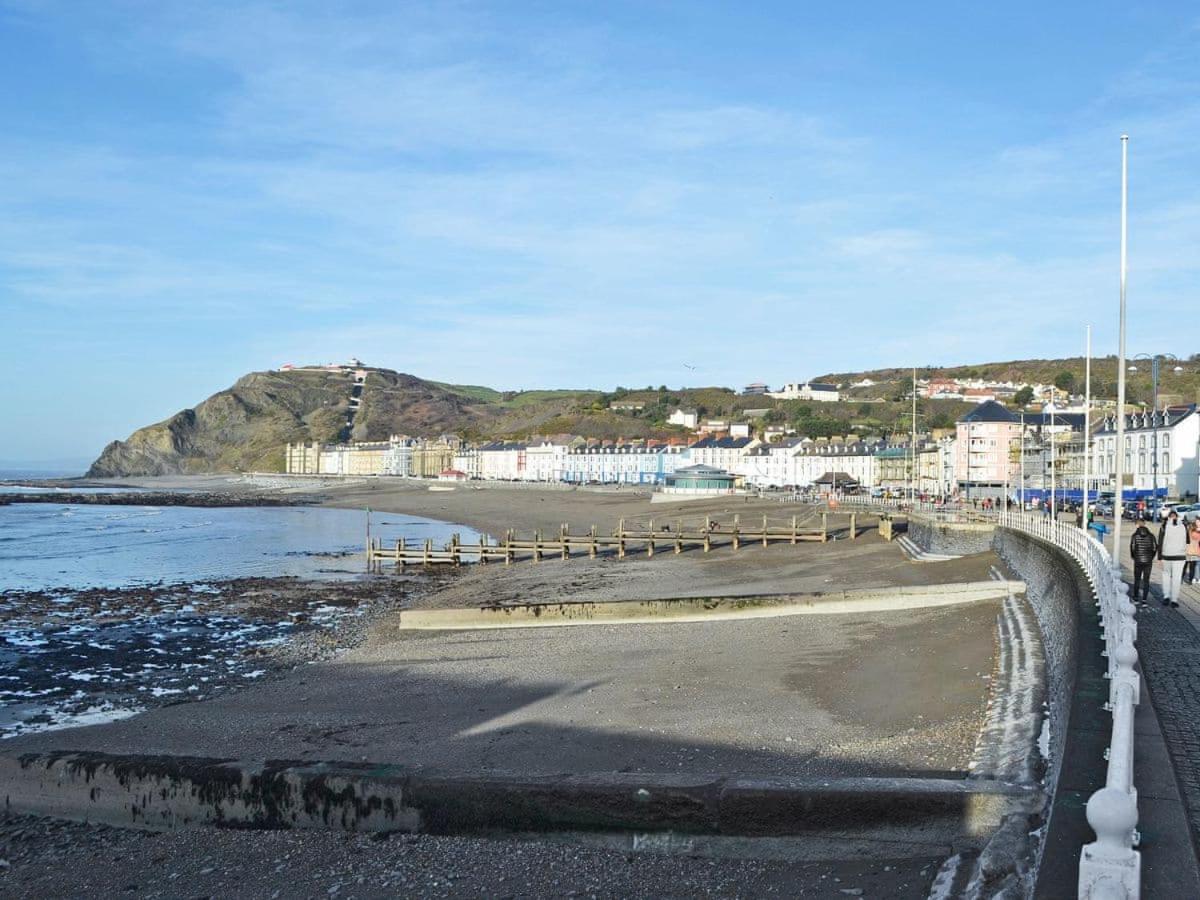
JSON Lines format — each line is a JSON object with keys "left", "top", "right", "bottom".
{"left": 906, "top": 515, "right": 995, "bottom": 557}
{"left": 990, "top": 529, "right": 1083, "bottom": 800}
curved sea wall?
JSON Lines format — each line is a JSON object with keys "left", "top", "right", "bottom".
{"left": 914, "top": 520, "right": 1100, "bottom": 896}
{"left": 990, "top": 528, "right": 1088, "bottom": 798}
{"left": 907, "top": 514, "right": 995, "bottom": 557}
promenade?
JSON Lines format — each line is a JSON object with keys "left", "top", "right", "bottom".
{"left": 1025, "top": 525, "right": 1200, "bottom": 898}
{"left": 1138, "top": 580, "right": 1200, "bottom": 837}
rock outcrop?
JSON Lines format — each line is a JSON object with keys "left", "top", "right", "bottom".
{"left": 87, "top": 368, "right": 487, "bottom": 476}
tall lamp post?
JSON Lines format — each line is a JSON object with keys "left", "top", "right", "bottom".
{"left": 1129, "top": 352, "right": 1182, "bottom": 520}
{"left": 1113, "top": 135, "right": 1129, "bottom": 555}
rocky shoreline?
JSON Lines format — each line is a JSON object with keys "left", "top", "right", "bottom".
{"left": 0, "top": 491, "right": 318, "bottom": 507}
{"left": 0, "top": 575, "right": 430, "bottom": 739}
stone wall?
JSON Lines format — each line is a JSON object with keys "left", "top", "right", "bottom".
{"left": 990, "top": 528, "right": 1085, "bottom": 794}
{"left": 906, "top": 514, "right": 995, "bottom": 557}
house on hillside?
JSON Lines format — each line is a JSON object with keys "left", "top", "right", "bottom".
{"left": 668, "top": 408, "right": 699, "bottom": 429}
{"left": 769, "top": 382, "right": 840, "bottom": 402}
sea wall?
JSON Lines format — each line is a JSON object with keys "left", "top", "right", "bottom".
{"left": 906, "top": 514, "right": 995, "bottom": 557}
{"left": 964, "top": 526, "right": 1099, "bottom": 896}
{"left": 990, "top": 528, "right": 1085, "bottom": 799}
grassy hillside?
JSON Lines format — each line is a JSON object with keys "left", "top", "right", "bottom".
{"left": 819, "top": 355, "right": 1200, "bottom": 408}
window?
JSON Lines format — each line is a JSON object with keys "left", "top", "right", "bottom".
{"left": 1139, "top": 435, "right": 1146, "bottom": 449}
{"left": 1163, "top": 452, "right": 1170, "bottom": 473}
{"left": 1163, "top": 434, "right": 1171, "bottom": 449}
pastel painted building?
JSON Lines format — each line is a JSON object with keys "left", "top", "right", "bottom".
{"left": 955, "top": 401, "right": 1023, "bottom": 499}
{"left": 563, "top": 444, "right": 686, "bottom": 485}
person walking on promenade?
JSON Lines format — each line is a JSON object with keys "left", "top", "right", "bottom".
{"left": 1186, "top": 519, "right": 1200, "bottom": 585}
{"left": 1158, "top": 509, "right": 1189, "bottom": 607}
{"left": 1130, "top": 518, "right": 1158, "bottom": 607}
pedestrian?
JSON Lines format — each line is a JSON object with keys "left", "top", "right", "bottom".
{"left": 1186, "top": 519, "right": 1200, "bottom": 585}
{"left": 1158, "top": 509, "right": 1189, "bottom": 608}
{"left": 1130, "top": 517, "right": 1157, "bottom": 607}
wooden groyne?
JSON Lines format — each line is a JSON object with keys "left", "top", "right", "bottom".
{"left": 367, "top": 512, "right": 863, "bottom": 569}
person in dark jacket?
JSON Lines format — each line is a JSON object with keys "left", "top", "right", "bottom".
{"left": 1130, "top": 518, "right": 1158, "bottom": 606}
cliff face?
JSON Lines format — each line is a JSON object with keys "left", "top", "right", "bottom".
{"left": 87, "top": 369, "right": 488, "bottom": 476}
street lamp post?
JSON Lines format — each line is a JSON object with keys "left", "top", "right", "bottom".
{"left": 1113, "top": 135, "right": 1129, "bottom": 555}
{"left": 1019, "top": 408, "right": 1026, "bottom": 508}
{"left": 1082, "top": 324, "right": 1092, "bottom": 531}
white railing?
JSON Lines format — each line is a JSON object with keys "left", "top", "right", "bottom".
{"left": 996, "top": 511, "right": 1141, "bottom": 899}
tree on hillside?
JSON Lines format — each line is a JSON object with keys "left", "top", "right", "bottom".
{"left": 1054, "top": 371, "right": 1076, "bottom": 393}
{"left": 1013, "top": 386, "right": 1035, "bottom": 407}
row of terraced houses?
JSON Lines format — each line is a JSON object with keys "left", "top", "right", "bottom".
{"left": 285, "top": 400, "right": 1200, "bottom": 501}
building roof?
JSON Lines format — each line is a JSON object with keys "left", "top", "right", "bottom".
{"left": 1026, "top": 412, "right": 1086, "bottom": 430}
{"left": 813, "top": 471, "right": 858, "bottom": 484}
{"left": 959, "top": 400, "right": 1018, "bottom": 424}
{"left": 671, "top": 463, "right": 734, "bottom": 476}
{"left": 1096, "top": 405, "right": 1197, "bottom": 435}
{"left": 689, "top": 436, "right": 754, "bottom": 450}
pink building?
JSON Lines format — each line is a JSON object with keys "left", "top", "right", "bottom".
{"left": 926, "top": 378, "right": 960, "bottom": 398}
{"left": 955, "top": 401, "right": 1022, "bottom": 499}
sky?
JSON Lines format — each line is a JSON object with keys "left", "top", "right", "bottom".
{"left": 2, "top": 1, "right": 1200, "bottom": 465}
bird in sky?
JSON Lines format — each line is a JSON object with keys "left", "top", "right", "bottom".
{"left": 683, "top": 363, "right": 697, "bottom": 371}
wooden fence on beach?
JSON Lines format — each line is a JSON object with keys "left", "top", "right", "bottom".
{"left": 366, "top": 512, "right": 866, "bottom": 569}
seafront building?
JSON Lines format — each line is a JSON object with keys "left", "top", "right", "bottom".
{"left": 1093, "top": 406, "right": 1200, "bottom": 500}
{"left": 562, "top": 443, "right": 687, "bottom": 485}
{"left": 283, "top": 398, "right": 1137, "bottom": 501}
{"left": 954, "top": 401, "right": 1024, "bottom": 501}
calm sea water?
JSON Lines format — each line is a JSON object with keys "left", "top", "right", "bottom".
{"left": 0, "top": 502, "right": 481, "bottom": 591}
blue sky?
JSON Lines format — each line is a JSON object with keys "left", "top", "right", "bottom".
{"left": 2, "top": 1, "right": 1199, "bottom": 465}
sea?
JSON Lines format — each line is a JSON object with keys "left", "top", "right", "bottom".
{"left": 0, "top": 480, "right": 481, "bottom": 738}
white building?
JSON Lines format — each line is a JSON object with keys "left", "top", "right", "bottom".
{"left": 478, "top": 442, "right": 527, "bottom": 480}
{"left": 769, "top": 382, "right": 840, "bottom": 402}
{"left": 668, "top": 408, "right": 699, "bottom": 429}
{"left": 686, "top": 436, "right": 756, "bottom": 473}
{"left": 737, "top": 438, "right": 806, "bottom": 487}
{"left": 1093, "top": 406, "right": 1200, "bottom": 500}
{"left": 523, "top": 440, "right": 570, "bottom": 482}
{"left": 452, "top": 447, "right": 481, "bottom": 479}
{"left": 382, "top": 436, "right": 415, "bottom": 477}
{"left": 792, "top": 441, "right": 879, "bottom": 488}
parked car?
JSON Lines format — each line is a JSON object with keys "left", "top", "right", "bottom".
{"left": 1171, "top": 503, "right": 1200, "bottom": 523}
